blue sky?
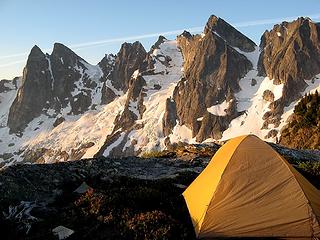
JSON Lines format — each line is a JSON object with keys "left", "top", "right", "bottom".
{"left": 1, "top": 0, "right": 320, "bottom": 79}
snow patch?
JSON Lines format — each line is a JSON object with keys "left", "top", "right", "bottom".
{"left": 207, "top": 100, "right": 231, "bottom": 116}
{"left": 132, "top": 69, "right": 139, "bottom": 79}
{"left": 0, "top": 79, "right": 20, "bottom": 128}
{"left": 169, "top": 123, "right": 194, "bottom": 144}
{"left": 128, "top": 100, "right": 140, "bottom": 117}
{"left": 197, "top": 117, "right": 203, "bottom": 121}
{"left": 46, "top": 56, "right": 54, "bottom": 89}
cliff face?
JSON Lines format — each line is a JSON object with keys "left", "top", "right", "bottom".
{"left": 171, "top": 16, "right": 254, "bottom": 141}
{"left": 7, "top": 46, "right": 53, "bottom": 133}
{"left": 205, "top": 15, "right": 256, "bottom": 52}
{"left": 258, "top": 17, "right": 320, "bottom": 103}
{"left": 110, "top": 41, "right": 149, "bottom": 92}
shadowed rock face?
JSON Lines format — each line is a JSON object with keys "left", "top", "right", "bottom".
{"left": 163, "top": 98, "right": 178, "bottom": 136}
{"left": 99, "top": 54, "right": 116, "bottom": 104}
{"left": 110, "top": 41, "right": 148, "bottom": 92}
{"left": 7, "top": 46, "right": 53, "bottom": 133}
{"left": 98, "top": 54, "right": 116, "bottom": 79}
{"left": 114, "top": 75, "right": 146, "bottom": 132}
{"left": 0, "top": 78, "right": 19, "bottom": 94}
{"left": 7, "top": 43, "right": 104, "bottom": 133}
{"left": 205, "top": 15, "right": 256, "bottom": 52}
{"left": 49, "top": 43, "right": 85, "bottom": 106}
{"left": 172, "top": 16, "right": 253, "bottom": 141}
{"left": 258, "top": 17, "right": 320, "bottom": 103}
{"left": 99, "top": 42, "right": 149, "bottom": 105}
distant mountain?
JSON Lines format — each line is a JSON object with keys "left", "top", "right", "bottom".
{"left": 0, "top": 15, "right": 320, "bottom": 166}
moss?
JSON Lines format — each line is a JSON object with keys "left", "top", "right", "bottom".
{"left": 297, "top": 161, "right": 320, "bottom": 176}
{"left": 140, "top": 150, "right": 169, "bottom": 158}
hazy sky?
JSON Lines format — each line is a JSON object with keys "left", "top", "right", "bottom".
{"left": 1, "top": 0, "right": 320, "bottom": 80}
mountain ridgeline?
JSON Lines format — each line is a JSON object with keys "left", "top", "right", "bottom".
{"left": 0, "top": 15, "right": 320, "bottom": 166}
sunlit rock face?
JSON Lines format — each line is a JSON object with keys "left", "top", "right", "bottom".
{"left": 172, "top": 15, "right": 253, "bottom": 141}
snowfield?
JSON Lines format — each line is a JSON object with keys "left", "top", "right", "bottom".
{"left": 0, "top": 39, "right": 194, "bottom": 165}
{"left": 122, "top": 40, "right": 193, "bottom": 153}
{"left": 207, "top": 100, "right": 232, "bottom": 116}
{"left": 220, "top": 46, "right": 320, "bottom": 142}
{"left": 0, "top": 61, "right": 126, "bottom": 165}
{"left": 0, "top": 36, "right": 320, "bottom": 165}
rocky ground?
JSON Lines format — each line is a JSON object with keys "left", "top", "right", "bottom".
{"left": 0, "top": 143, "right": 319, "bottom": 240}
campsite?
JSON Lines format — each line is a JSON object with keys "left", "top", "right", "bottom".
{"left": 1, "top": 1, "right": 320, "bottom": 239}
{"left": 0, "top": 135, "right": 319, "bottom": 239}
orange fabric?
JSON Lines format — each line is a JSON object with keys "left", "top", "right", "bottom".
{"left": 183, "top": 135, "right": 320, "bottom": 238}
{"left": 182, "top": 135, "right": 247, "bottom": 235}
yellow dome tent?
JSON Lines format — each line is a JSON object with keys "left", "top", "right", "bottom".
{"left": 183, "top": 135, "right": 320, "bottom": 239}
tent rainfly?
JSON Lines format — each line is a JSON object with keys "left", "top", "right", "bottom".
{"left": 183, "top": 135, "right": 320, "bottom": 239}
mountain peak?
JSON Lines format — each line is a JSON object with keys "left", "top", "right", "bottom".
{"left": 150, "top": 35, "right": 167, "bottom": 53}
{"left": 120, "top": 41, "right": 146, "bottom": 53}
{"left": 51, "top": 42, "right": 80, "bottom": 58}
{"left": 53, "top": 42, "right": 69, "bottom": 50}
{"left": 28, "top": 45, "right": 45, "bottom": 58}
{"left": 205, "top": 15, "right": 219, "bottom": 29}
{"left": 204, "top": 15, "right": 256, "bottom": 52}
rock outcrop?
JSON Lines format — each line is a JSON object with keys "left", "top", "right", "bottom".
{"left": 0, "top": 78, "right": 19, "bottom": 94}
{"left": 99, "top": 42, "right": 150, "bottom": 105}
{"left": 256, "top": 18, "right": 320, "bottom": 131}
{"left": 110, "top": 41, "right": 148, "bottom": 92}
{"left": 7, "top": 43, "right": 105, "bottom": 133}
{"left": 205, "top": 15, "right": 256, "bottom": 52}
{"left": 172, "top": 16, "right": 253, "bottom": 141}
{"left": 114, "top": 75, "right": 146, "bottom": 132}
{"left": 258, "top": 17, "right": 320, "bottom": 103}
{"left": 7, "top": 46, "right": 53, "bottom": 133}
{"left": 162, "top": 98, "right": 178, "bottom": 136}
{"left": 99, "top": 54, "right": 116, "bottom": 104}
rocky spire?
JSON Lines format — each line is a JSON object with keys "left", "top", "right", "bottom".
{"left": 258, "top": 17, "right": 320, "bottom": 103}
{"left": 205, "top": 15, "right": 256, "bottom": 52}
{"left": 110, "top": 41, "right": 148, "bottom": 92}
{"left": 8, "top": 45, "right": 53, "bottom": 133}
{"left": 172, "top": 19, "right": 253, "bottom": 141}
{"left": 49, "top": 42, "right": 85, "bottom": 104}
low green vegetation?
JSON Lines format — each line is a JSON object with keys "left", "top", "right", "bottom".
{"left": 297, "top": 161, "right": 320, "bottom": 176}
{"left": 140, "top": 150, "right": 169, "bottom": 158}
{"left": 280, "top": 91, "right": 320, "bottom": 149}
{"left": 292, "top": 90, "right": 320, "bottom": 127}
